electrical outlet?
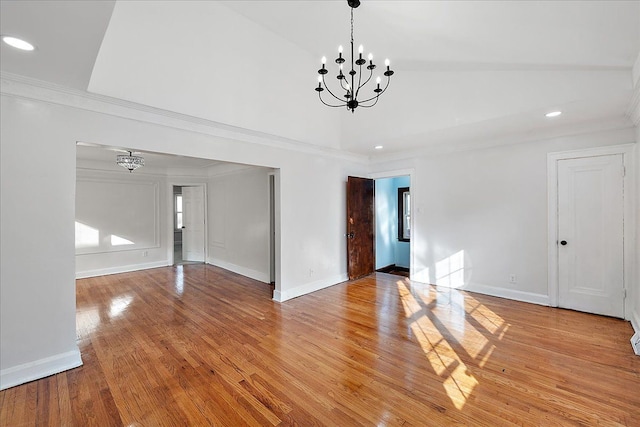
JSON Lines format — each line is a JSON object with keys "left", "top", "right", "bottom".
{"left": 142, "top": 250, "right": 148, "bottom": 257}
{"left": 309, "top": 268, "right": 314, "bottom": 277}
{"left": 509, "top": 274, "right": 517, "bottom": 284}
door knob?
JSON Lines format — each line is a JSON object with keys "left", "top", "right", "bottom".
{"left": 560, "top": 240, "right": 567, "bottom": 246}
{"left": 346, "top": 232, "right": 354, "bottom": 239}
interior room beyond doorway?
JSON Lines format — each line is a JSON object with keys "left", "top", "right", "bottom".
{"left": 375, "top": 176, "right": 410, "bottom": 278}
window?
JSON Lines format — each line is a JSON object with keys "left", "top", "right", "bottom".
{"left": 398, "top": 187, "right": 410, "bottom": 241}
{"left": 175, "top": 194, "right": 183, "bottom": 230}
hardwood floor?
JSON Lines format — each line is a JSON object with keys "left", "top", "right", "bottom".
{"left": 1, "top": 265, "right": 638, "bottom": 426}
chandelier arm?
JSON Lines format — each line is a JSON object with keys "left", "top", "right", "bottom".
{"left": 322, "top": 74, "right": 349, "bottom": 103}
{"left": 318, "top": 92, "right": 347, "bottom": 108}
{"left": 356, "top": 95, "right": 379, "bottom": 106}
{"left": 357, "top": 96, "right": 380, "bottom": 108}
{"left": 356, "top": 66, "right": 374, "bottom": 97}
{"left": 379, "top": 75, "right": 391, "bottom": 94}
{"left": 339, "top": 77, "right": 350, "bottom": 92}
{"left": 357, "top": 78, "right": 391, "bottom": 104}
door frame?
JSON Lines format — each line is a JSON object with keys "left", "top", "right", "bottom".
{"left": 267, "top": 170, "right": 281, "bottom": 291}
{"left": 168, "top": 183, "right": 208, "bottom": 265}
{"left": 368, "top": 168, "right": 416, "bottom": 279}
{"left": 547, "top": 144, "right": 635, "bottom": 319}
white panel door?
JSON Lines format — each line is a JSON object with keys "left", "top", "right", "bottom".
{"left": 182, "top": 186, "right": 205, "bottom": 262}
{"left": 557, "top": 154, "right": 624, "bottom": 318}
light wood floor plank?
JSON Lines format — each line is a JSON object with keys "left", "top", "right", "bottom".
{"left": 1, "top": 265, "right": 638, "bottom": 426}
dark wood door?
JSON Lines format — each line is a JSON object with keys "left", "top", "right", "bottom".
{"left": 347, "top": 176, "right": 375, "bottom": 280}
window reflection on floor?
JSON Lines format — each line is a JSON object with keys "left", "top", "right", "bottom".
{"left": 397, "top": 279, "right": 508, "bottom": 410}
{"left": 109, "top": 295, "right": 133, "bottom": 319}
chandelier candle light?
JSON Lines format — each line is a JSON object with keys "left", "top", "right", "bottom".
{"left": 116, "top": 151, "right": 145, "bottom": 173}
{"left": 315, "top": 0, "right": 394, "bottom": 113}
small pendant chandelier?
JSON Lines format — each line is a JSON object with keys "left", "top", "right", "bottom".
{"left": 315, "top": 0, "right": 394, "bottom": 113}
{"left": 116, "top": 151, "right": 145, "bottom": 173}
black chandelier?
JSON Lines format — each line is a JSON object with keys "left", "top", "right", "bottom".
{"left": 315, "top": 0, "right": 394, "bottom": 113}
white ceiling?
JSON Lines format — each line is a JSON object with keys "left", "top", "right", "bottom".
{"left": 0, "top": 0, "right": 115, "bottom": 90}
{"left": 224, "top": 1, "right": 639, "bottom": 69}
{"left": 2, "top": 1, "right": 639, "bottom": 158}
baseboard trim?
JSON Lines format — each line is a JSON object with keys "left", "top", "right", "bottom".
{"left": 631, "top": 309, "right": 640, "bottom": 355}
{"left": 0, "top": 349, "right": 82, "bottom": 390}
{"left": 75, "top": 261, "right": 170, "bottom": 279}
{"left": 273, "top": 273, "right": 349, "bottom": 302}
{"left": 207, "top": 257, "right": 269, "bottom": 283}
{"left": 376, "top": 264, "right": 395, "bottom": 272}
{"left": 458, "top": 282, "right": 550, "bottom": 306}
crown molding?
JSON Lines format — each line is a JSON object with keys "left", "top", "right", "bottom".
{"left": 0, "top": 72, "right": 368, "bottom": 164}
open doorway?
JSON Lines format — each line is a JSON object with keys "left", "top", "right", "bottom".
{"left": 172, "top": 185, "right": 206, "bottom": 265}
{"left": 374, "top": 176, "right": 410, "bottom": 278}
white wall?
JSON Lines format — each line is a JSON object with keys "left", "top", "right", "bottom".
{"left": 0, "top": 95, "right": 81, "bottom": 389}
{"left": 0, "top": 79, "right": 366, "bottom": 389}
{"left": 75, "top": 169, "right": 170, "bottom": 278}
{"left": 635, "top": 125, "right": 640, "bottom": 332}
{"left": 207, "top": 166, "right": 272, "bottom": 283}
{"left": 371, "top": 126, "right": 637, "bottom": 306}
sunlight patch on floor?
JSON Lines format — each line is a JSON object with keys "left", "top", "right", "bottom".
{"left": 396, "top": 279, "right": 509, "bottom": 409}
{"left": 466, "top": 297, "right": 504, "bottom": 334}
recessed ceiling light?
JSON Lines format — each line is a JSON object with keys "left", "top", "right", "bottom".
{"left": 374, "top": 145, "right": 383, "bottom": 150}
{"left": 545, "top": 111, "right": 562, "bottom": 118}
{"left": 2, "top": 36, "right": 35, "bottom": 51}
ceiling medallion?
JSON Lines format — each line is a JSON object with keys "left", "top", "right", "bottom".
{"left": 315, "top": 0, "right": 394, "bottom": 113}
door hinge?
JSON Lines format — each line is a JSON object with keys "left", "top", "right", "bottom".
{"left": 622, "top": 165, "right": 626, "bottom": 177}
{"left": 623, "top": 288, "right": 627, "bottom": 299}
